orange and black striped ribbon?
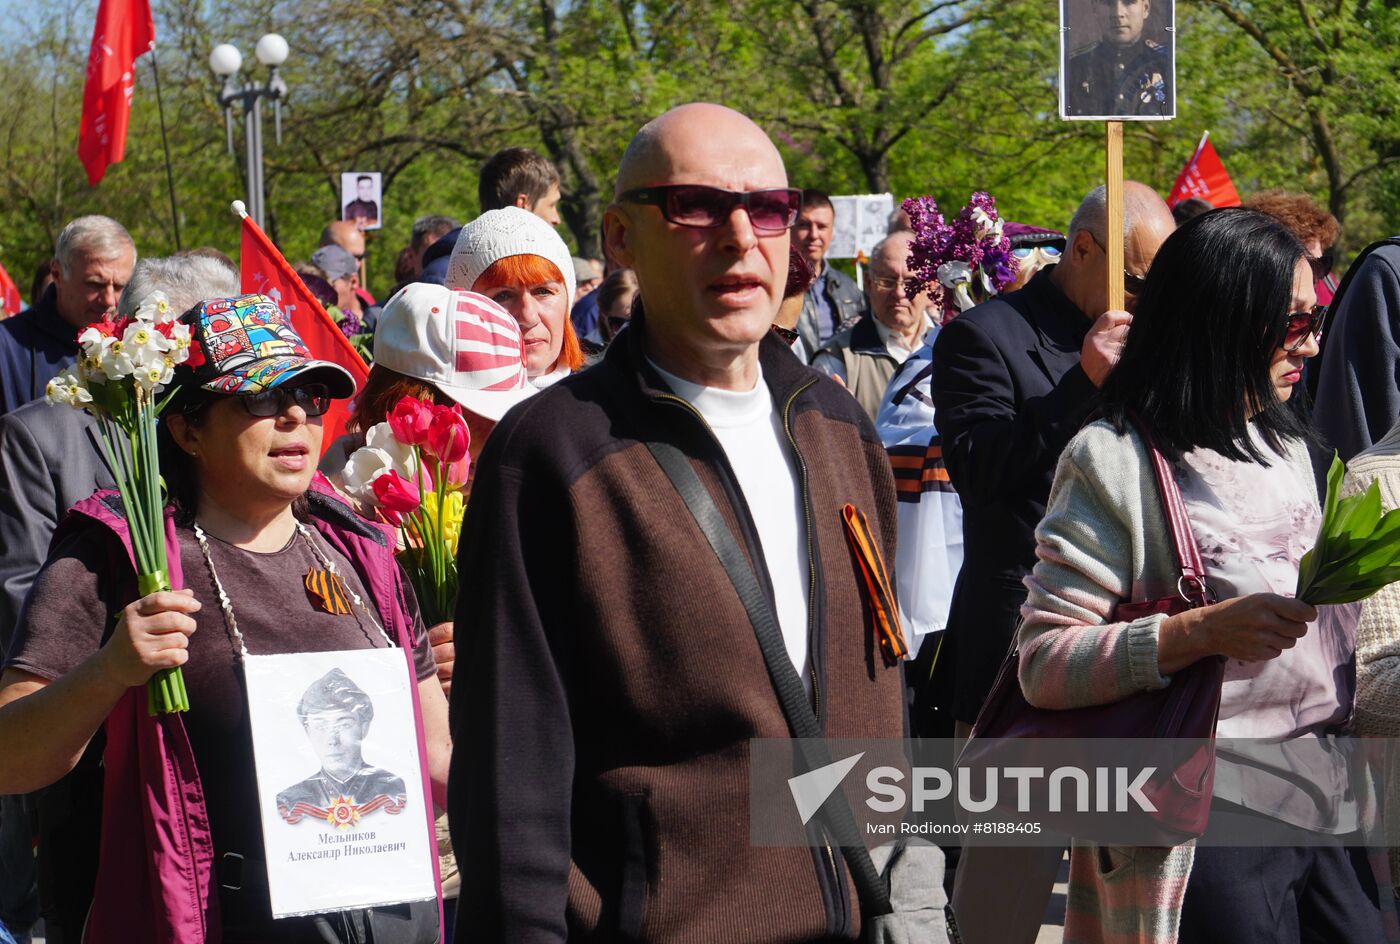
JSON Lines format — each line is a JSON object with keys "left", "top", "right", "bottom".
{"left": 840, "top": 503, "right": 908, "bottom": 666}
{"left": 304, "top": 567, "right": 352, "bottom": 615}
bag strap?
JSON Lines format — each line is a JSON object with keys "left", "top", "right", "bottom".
{"left": 645, "top": 439, "right": 893, "bottom": 918}
{"left": 1122, "top": 411, "right": 1213, "bottom": 606}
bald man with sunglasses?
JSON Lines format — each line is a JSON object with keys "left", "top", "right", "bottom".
{"left": 448, "top": 103, "right": 915, "bottom": 943}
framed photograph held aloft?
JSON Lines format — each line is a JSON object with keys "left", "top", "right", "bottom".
{"left": 1059, "top": 0, "right": 1175, "bottom": 121}
{"left": 341, "top": 172, "right": 382, "bottom": 230}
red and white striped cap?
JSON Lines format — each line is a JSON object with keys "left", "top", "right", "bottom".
{"left": 374, "top": 283, "right": 536, "bottom": 421}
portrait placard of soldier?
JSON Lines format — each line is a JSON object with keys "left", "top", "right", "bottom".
{"left": 1060, "top": 0, "right": 1176, "bottom": 120}
{"left": 244, "top": 648, "right": 435, "bottom": 917}
{"left": 340, "top": 171, "right": 382, "bottom": 229}
{"left": 276, "top": 667, "right": 408, "bottom": 829}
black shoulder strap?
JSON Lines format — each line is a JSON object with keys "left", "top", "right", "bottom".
{"left": 645, "top": 438, "right": 892, "bottom": 918}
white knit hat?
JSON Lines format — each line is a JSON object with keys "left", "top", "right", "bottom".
{"left": 373, "top": 282, "right": 536, "bottom": 422}
{"left": 446, "top": 207, "right": 576, "bottom": 304}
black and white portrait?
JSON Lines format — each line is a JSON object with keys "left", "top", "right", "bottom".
{"left": 276, "top": 667, "right": 407, "bottom": 828}
{"left": 341, "top": 172, "right": 382, "bottom": 229}
{"left": 1060, "top": 0, "right": 1176, "bottom": 120}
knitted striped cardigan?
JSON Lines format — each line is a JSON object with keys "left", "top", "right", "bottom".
{"left": 1015, "top": 419, "right": 1215, "bottom": 944}
{"left": 1347, "top": 421, "right": 1400, "bottom": 883}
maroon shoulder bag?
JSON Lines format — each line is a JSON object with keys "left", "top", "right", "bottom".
{"left": 959, "top": 415, "right": 1225, "bottom": 846}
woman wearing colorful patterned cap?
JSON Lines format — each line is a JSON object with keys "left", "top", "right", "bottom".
{"left": 0, "top": 294, "right": 449, "bottom": 943}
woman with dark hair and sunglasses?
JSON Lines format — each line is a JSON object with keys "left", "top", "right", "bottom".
{"left": 1013, "top": 209, "right": 1383, "bottom": 943}
{"left": 0, "top": 295, "right": 450, "bottom": 942}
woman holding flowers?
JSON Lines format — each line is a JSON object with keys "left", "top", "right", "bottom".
{"left": 0, "top": 294, "right": 449, "bottom": 943}
{"left": 1011, "top": 209, "right": 1383, "bottom": 942}
{"left": 445, "top": 206, "right": 586, "bottom": 385}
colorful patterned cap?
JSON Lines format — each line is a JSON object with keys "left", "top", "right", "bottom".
{"left": 179, "top": 293, "right": 357, "bottom": 398}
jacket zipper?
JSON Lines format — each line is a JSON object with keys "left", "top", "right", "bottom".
{"left": 779, "top": 379, "right": 849, "bottom": 934}
{"left": 655, "top": 382, "right": 847, "bottom": 932}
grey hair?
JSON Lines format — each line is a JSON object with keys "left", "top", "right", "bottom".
{"left": 54, "top": 215, "right": 136, "bottom": 278}
{"left": 411, "top": 214, "right": 460, "bottom": 250}
{"left": 868, "top": 231, "right": 914, "bottom": 272}
{"left": 117, "top": 255, "right": 241, "bottom": 318}
{"left": 1068, "top": 184, "right": 1167, "bottom": 251}
{"left": 1067, "top": 186, "right": 1112, "bottom": 247}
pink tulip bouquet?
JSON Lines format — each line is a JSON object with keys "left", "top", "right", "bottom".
{"left": 343, "top": 396, "right": 470, "bottom": 624}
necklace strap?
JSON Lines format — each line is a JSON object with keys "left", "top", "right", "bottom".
{"left": 193, "top": 521, "right": 250, "bottom": 658}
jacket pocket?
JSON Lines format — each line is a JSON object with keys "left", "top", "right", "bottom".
{"left": 617, "top": 792, "right": 652, "bottom": 942}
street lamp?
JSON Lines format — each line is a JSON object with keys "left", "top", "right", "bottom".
{"left": 210, "top": 34, "right": 289, "bottom": 230}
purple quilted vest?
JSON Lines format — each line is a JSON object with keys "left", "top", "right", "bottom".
{"left": 62, "top": 474, "right": 442, "bottom": 943}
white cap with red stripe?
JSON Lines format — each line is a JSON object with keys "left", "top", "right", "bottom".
{"left": 374, "top": 282, "right": 537, "bottom": 421}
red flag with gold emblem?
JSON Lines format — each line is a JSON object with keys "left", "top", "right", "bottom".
{"left": 1167, "top": 132, "right": 1241, "bottom": 209}
{"left": 77, "top": 0, "right": 154, "bottom": 186}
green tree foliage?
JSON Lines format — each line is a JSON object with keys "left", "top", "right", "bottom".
{"left": 0, "top": 0, "right": 1396, "bottom": 299}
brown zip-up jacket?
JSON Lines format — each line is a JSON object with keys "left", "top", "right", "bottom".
{"left": 447, "top": 312, "right": 907, "bottom": 943}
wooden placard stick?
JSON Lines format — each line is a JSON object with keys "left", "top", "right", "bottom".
{"left": 1105, "top": 121, "right": 1125, "bottom": 311}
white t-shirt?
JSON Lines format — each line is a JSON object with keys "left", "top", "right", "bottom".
{"left": 650, "top": 360, "right": 812, "bottom": 692}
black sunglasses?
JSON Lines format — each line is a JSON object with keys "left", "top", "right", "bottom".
{"left": 1308, "top": 250, "right": 1334, "bottom": 282}
{"left": 1089, "top": 233, "right": 1148, "bottom": 296}
{"left": 1282, "top": 304, "right": 1327, "bottom": 353}
{"left": 239, "top": 383, "right": 332, "bottom": 418}
{"left": 619, "top": 185, "right": 802, "bottom": 233}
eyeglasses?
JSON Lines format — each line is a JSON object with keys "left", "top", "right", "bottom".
{"left": 1011, "top": 246, "right": 1062, "bottom": 259}
{"left": 1308, "top": 250, "right": 1334, "bottom": 282}
{"left": 869, "top": 275, "right": 914, "bottom": 292}
{"left": 618, "top": 185, "right": 802, "bottom": 233}
{"left": 1282, "top": 304, "right": 1327, "bottom": 353}
{"left": 239, "top": 383, "right": 331, "bottom": 417}
{"left": 1087, "top": 233, "right": 1149, "bottom": 296}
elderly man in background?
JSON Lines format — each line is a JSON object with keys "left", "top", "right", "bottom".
{"left": 449, "top": 102, "right": 914, "bottom": 943}
{"left": 0, "top": 253, "right": 238, "bottom": 944}
{"left": 0, "top": 216, "right": 136, "bottom": 415}
{"left": 812, "top": 231, "right": 936, "bottom": 419}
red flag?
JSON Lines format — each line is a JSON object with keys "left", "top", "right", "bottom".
{"left": 0, "top": 260, "right": 20, "bottom": 317}
{"left": 239, "top": 212, "right": 370, "bottom": 456}
{"left": 1167, "top": 132, "right": 1241, "bottom": 209}
{"left": 77, "top": 0, "right": 154, "bottom": 187}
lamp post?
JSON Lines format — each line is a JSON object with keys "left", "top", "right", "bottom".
{"left": 210, "top": 34, "right": 289, "bottom": 230}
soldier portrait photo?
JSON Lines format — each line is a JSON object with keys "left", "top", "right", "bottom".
{"left": 340, "top": 171, "right": 382, "bottom": 229}
{"left": 1060, "top": 0, "right": 1175, "bottom": 119}
{"left": 275, "top": 667, "right": 408, "bottom": 828}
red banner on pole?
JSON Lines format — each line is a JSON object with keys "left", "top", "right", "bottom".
{"left": 1167, "top": 132, "right": 1241, "bottom": 209}
{"left": 77, "top": 0, "right": 154, "bottom": 187}
{"left": 239, "top": 212, "right": 370, "bottom": 456}
{"left": 0, "top": 260, "right": 21, "bottom": 317}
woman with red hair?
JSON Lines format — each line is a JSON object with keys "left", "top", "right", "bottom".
{"left": 446, "top": 207, "right": 585, "bottom": 385}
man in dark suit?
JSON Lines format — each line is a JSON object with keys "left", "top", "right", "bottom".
{"left": 930, "top": 181, "right": 1175, "bottom": 733}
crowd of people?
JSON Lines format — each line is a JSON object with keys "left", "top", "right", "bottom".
{"left": 0, "top": 99, "right": 1399, "bottom": 944}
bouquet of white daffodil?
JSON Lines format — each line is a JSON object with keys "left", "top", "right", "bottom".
{"left": 46, "top": 291, "right": 197, "bottom": 714}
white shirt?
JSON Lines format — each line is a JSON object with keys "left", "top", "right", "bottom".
{"left": 873, "top": 313, "right": 935, "bottom": 363}
{"left": 650, "top": 360, "right": 812, "bottom": 692}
